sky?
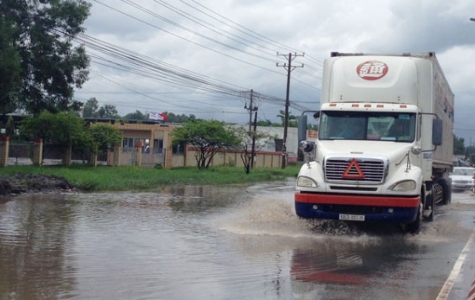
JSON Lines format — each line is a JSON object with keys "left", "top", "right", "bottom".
{"left": 75, "top": 0, "right": 475, "bottom": 145}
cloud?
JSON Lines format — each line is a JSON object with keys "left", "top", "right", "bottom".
{"left": 77, "top": 0, "right": 475, "bottom": 143}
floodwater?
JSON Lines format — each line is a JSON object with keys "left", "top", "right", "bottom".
{"left": 0, "top": 180, "right": 474, "bottom": 300}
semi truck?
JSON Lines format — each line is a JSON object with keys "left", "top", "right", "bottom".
{"left": 295, "top": 52, "right": 454, "bottom": 233}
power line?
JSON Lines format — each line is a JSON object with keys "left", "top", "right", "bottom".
{"left": 64, "top": 29, "right": 313, "bottom": 110}
{"left": 92, "top": 0, "right": 287, "bottom": 73}
{"left": 91, "top": 0, "right": 321, "bottom": 91}
{"left": 185, "top": 0, "right": 324, "bottom": 67}
{"left": 150, "top": 0, "right": 281, "bottom": 58}
{"left": 67, "top": 1, "right": 322, "bottom": 120}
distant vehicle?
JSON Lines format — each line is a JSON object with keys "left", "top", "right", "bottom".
{"left": 449, "top": 167, "right": 475, "bottom": 192}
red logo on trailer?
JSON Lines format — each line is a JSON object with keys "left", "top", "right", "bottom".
{"left": 341, "top": 158, "right": 365, "bottom": 179}
{"left": 357, "top": 61, "right": 388, "bottom": 80}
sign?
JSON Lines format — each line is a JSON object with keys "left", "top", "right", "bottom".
{"left": 339, "top": 214, "right": 365, "bottom": 221}
{"left": 357, "top": 61, "right": 388, "bottom": 80}
{"left": 341, "top": 158, "right": 365, "bottom": 179}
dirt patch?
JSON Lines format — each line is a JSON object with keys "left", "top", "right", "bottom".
{"left": 0, "top": 173, "right": 76, "bottom": 196}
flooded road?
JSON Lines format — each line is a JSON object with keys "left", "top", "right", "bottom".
{"left": 1, "top": 180, "right": 474, "bottom": 300}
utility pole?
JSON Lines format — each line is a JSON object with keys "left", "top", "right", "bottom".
{"left": 244, "top": 89, "right": 258, "bottom": 168}
{"left": 245, "top": 89, "right": 254, "bottom": 133}
{"left": 251, "top": 107, "right": 258, "bottom": 168}
{"left": 244, "top": 90, "right": 258, "bottom": 135}
{"left": 276, "top": 52, "right": 304, "bottom": 168}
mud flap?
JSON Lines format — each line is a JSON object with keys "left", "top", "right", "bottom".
{"left": 405, "top": 203, "right": 422, "bottom": 234}
{"left": 423, "top": 182, "right": 434, "bottom": 222}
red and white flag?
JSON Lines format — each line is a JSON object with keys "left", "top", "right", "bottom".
{"left": 149, "top": 112, "right": 168, "bottom": 121}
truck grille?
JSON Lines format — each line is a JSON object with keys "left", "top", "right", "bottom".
{"left": 325, "top": 157, "right": 386, "bottom": 183}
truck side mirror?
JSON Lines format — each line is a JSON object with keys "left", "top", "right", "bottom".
{"left": 298, "top": 115, "right": 308, "bottom": 142}
{"left": 432, "top": 119, "right": 442, "bottom": 146}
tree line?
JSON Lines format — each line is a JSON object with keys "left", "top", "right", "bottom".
{"left": 83, "top": 97, "right": 316, "bottom": 130}
{"left": 8, "top": 110, "right": 273, "bottom": 172}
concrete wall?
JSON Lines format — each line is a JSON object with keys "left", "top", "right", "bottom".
{"left": 181, "top": 147, "right": 283, "bottom": 168}
{"left": 3, "top": 122, "right": 310, "bottom": 168}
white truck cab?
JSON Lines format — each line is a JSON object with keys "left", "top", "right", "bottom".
{"left": 295, "top": 52, "right": 454, "bottom": 233}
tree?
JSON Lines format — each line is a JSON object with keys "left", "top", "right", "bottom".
{"left": 123, "top": 110, "right": 147, "bottom": 121}
{"left": 20, "top": 111, "right": 84, "bottom": 145}
{"left": 163, "top": 112, "right": 196, "bottom": 123}
{"left": 465, "top": 145, "right": 475, "bottom": 165}
{"left": 83, "top": 99, "right": 119, "bottom": 119}
{"left": 82, "top": 97, "right": 99, "bottom": 118}
{"left": 97, "top": 104, "right": 119, "bottom": 118}
{"left": 0, "top": 16, "right": 21, "bottom": 114}
{"left": 171, "top": 119, "right": 241, "bottom": 169}
{"left": 276, "top": 110, "right": 298, "bottom": 127}
{"left": 453, "top": 135, "right": 465, "bottom": 156}
{"left": 233, "top": 126, "right": 272, "bottom": 174}
{"left": 2, "top": 0, "right": 91, "bottom": 115}
{"left": 20, "top": 111, "right": 93, "bottom": 164}
{"left": 88, "top": 124, "right": 123, "bottom": 155}
{"left": 256, "top": 119, "right": 272, "bottom": 126}
{"left": 5, "top": 115, "right": 16, "bottom": 137}
{"left": 308, "top": 124, "right": 318, "bottom": 131}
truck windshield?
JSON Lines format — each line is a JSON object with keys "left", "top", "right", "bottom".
{"left": 318, "top": 111, "right": 416, "bottom": 142}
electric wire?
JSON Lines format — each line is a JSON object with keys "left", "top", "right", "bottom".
{"left": 64, "top": 1, "right": 322, "bottom": 118}
{"left": 186, "top": 0, "right": 324, "bottom": 67}
{"left": 91, "top": 0, "right": 321, "bottom": 90}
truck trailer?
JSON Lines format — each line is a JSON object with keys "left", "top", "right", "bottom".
{"left": 295, "top": 52, "right": 454, "bottom": 233}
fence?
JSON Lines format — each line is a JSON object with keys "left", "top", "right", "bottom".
{"left": 2, "top": 138, "right": 286, "bottom": 169}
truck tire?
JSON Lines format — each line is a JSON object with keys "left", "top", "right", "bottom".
{"left": 437, "top": 178, "right": 451, "bottom": 205}
{"left": 406, "top": 203, "right": 422, "bottom": 234}
{"left": 423, "top": 184, "right": 434, "bottom": 222}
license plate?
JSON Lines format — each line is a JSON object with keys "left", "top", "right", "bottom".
{"left": 339, "top": 214, "right": 365, "bottom": 221}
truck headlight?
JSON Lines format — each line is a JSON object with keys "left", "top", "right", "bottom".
{"left": 390, "top": 180, "right": 416, "bottom": 191}
{"left": 297, "top": 176, "right": 318, "bottom": 188}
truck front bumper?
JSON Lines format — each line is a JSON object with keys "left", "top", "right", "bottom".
{"left": 295, "top": 192, "right": 420, "bottom": 223}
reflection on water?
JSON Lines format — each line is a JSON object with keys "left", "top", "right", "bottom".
{"left": 0, "top": 185, "right": 260, "bottom": 300}
{"left": 0, "top": 181, "right": 468, "bottom": 300}
{"left": 0, "top": 194, "right": 76, "bottom": 300}
{"left": 289, "top": 237, "right": 424, "bottom": 299}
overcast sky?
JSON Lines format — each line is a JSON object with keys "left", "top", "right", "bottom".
{"left": 75, "top": 0, "right": 475, "bottom": 144}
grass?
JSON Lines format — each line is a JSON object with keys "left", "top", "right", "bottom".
{"left": 0, "top": 163, "right": 302, "bottom": 192}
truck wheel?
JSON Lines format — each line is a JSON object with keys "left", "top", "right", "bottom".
{"left": 423, "top": 185, "right": 434, "bottom": 222}
{"left": 406, "top": 203, "right": 422, "bottom": 234}
{"left": 437, "top": 178, "right": 451, "bottom": 205}
{"left": 424, "top": 195, "right": 434, "bottom": 222}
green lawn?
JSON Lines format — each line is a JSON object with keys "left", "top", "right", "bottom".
{"left": 1, "top": 164, "right": 302, "bottom": 192}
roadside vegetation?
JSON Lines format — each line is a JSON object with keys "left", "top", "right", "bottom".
{"left": 1, "top": 164, "right": 302, "bottom": 192}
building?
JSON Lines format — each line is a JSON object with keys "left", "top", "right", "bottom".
{"left": 1, "top": 116, "right": 310, "bottom": 168}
